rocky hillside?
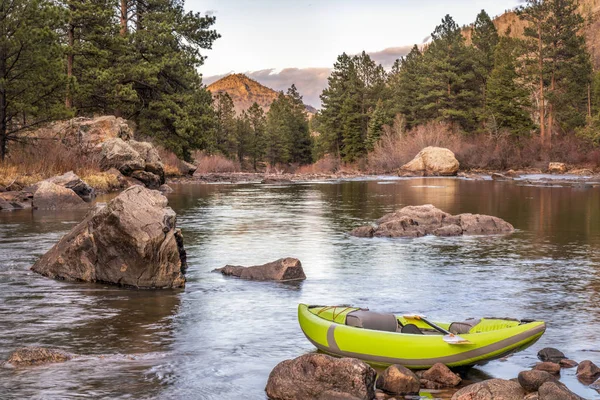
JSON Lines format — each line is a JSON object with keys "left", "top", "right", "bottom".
{"left": 463, "top": 0, "right": 600, "bottom": 69}
{"left": 207, "top": 73, "right": 316, "bottom": 116}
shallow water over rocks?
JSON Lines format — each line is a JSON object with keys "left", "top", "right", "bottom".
{"left": 1, "top": 177, "right": 600, "bottom": 399}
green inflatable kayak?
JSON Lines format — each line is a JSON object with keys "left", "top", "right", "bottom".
{"left": 298, "top": 304, "right": 546, "bottom": 369}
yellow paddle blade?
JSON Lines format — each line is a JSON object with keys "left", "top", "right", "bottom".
{"left": 443, "top": 334, "right": 472, "bottom": 345}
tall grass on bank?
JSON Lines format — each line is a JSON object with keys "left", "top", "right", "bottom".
{"left": 0, "top": 140, "right": 109, "bottom": 189}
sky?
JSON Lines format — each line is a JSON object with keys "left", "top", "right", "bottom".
{"left": 187, "top": 0, "right": 522, "bottom": 107}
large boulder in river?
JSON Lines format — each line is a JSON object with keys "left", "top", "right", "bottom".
{"left": 32, "top": 181, "right": 90, "bottom": 211}
{"left": 6, "top": 347, "right": 72, "bottom": 367}
{"left": 350, "top": 204, "right": 514, "bottom": 238}
{"left": 265, "top": 353, "right": 376, "bottom": 400}
{"left": 214, "top": 258, "right": 306, "bottom": 282}
{"left": 400, "top": 146, "right": 460, "bottom": 176}
{"left": 45, "top": 171, "right": 95, "bottom": 202}
{"left": 451, "top": 379, "right": 525, "bottom": 400}
{"left": 31, "top": 185, "right": 187, "bottom": 288}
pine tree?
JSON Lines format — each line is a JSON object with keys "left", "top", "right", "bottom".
{"left": 63, "top": 0, "right": 128, "bottom": 114}
{"left": 318, "top": 53, "right": 353, "bottom": 159}
{"left": 420, "top": 14, "right": 481, "bottom": 131}
{"left": 518, "top": 0, "right": 549, "bottom": 147}
{"left": 247, "top": 103, "right": 266, "bottom": 170}
{"left": 0, "top": 0, "right": 67, "bottom": 161}
{"left": 121, "top": 0, "right": 220, "bottom": 159}
{"left": 387, "top": 45, "right": 425, "bottom": 128}
{"left": 486, "top": 36, "right": 534, "bottom": 137}
{"left": 366, "top": 99, "right": 386, "bottom": 150}
{"left": 286, "top": 85, "right": 312, "bottom": 164}
{"left": 265, "top": 92, "right": 292, "bottom": 165}
{"left": 543, "top": 0, "right": 592, "bottom": 134}
{"left": 214, "top": 92, "right": 237, "bottom": 158}
{"left": 472, "top": 10, "right": 499, "bottom": 112}
{"left": 318, "top": 52, "right": 388, "bottom": 162}
{"left": 235, "top": 111, "right": 251, "bottom": 165}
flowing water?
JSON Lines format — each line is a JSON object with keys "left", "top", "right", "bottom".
{"left": 2, "top": 177, "right": 600, "bottom": 399}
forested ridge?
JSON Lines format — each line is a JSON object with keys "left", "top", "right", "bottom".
{"left": 1, "top": 0, "right": 600, "bottom": 171}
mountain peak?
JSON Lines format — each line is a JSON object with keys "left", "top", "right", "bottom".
{"left": 207, "top": 74, "right": 279, "bottom": 114}
{"left": 206, "top": 73, "right": 316, "bottom": 116}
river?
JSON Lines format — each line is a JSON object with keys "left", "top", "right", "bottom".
{"left": 1, "top": 177, "right": 600, "bottom": 399}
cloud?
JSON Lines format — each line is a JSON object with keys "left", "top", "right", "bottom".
{"left": 366, "top": 45, "right": 414, "bottom": 68}
{"left": 203, "top": 44, "right": 425, "bottom": 108}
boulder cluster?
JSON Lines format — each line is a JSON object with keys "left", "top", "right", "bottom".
{"left": 350, "top": 204, "right": 514, "bottom": 238}
{"left": 264, "top": 347, "right": 595, "bottom": 400}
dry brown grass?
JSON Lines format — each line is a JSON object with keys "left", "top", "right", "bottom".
{"left": 156, "top": 146, "right": 187, "bottom": 177}
{"left": 193, "top": 152, "right": 240, "bottom": 173}
{"left": 81, "top": 172, "right": 121, "bottom": 192}
{"left": 0, "top": 140, "right": 103, "bottom": 189}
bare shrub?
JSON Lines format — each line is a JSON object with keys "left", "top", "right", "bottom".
{"left": 367, "top": 120, "right": 460, "bottom": 173}
{"left": 156, "top": 146, "right": 186, "bottom": 177}
{"left": 296, "top": 154, "right": 339, "bottom": 174}
{"left": 194, "top": 153, "right": 240, "bottom": 173}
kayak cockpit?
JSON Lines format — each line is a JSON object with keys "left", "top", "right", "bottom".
{"left": 307, "top": 305, "right": 538, "bottom": 336}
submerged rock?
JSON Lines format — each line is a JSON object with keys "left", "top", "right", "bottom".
{"left": 6, "top": 347, "right": 72, "bottom": 367}
{"left": 533, "top": 362, "right": 561, "bottom": 375}
{"left": 265, "top": 353, "right": 376, "bottom": 400}
{"left": 576, "top": 360, "right": 600, "bottom": 381}
{"left": 400, "top": 146, "right": 460, "bottom": 176}
{"left": 451, "top": 379, "right": 525, "bottom": 400}
{"left": 215, "top": 258, "right": 305, "bottom": 282}
{"left": 31, "top": 185, "right": 187, "bottom": 289}
{"left": 560, "top": 359, "right": 579, "bottom": 368}
{"left": 350, "top": 204, "right": 514, "bottom": 238}
{"left": 32, "top": 181, "right": 90, "bottom": 211}
{"left": 376, "top": 364, "right": 420, "bottom": 395}
{"left": 538, "top": 348, "right": 566, "bottom": 363}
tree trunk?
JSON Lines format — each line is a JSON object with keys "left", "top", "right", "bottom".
{"left": 588, "top": 83, "right": 592, "bottom": 120}
{"left": 547, "top": 72, "right": 555, "bottom": 150}
{"left": 537, "top": 24, "right": 546, "bottom": 155}
{"left": 0, "top": 29, "right": 7, "bottom": 162}
{"left": 66, "top": 18, "right": 74, "bottom": 109}
{"left": 120, "top": 0, "right": 128, "bottom": 36}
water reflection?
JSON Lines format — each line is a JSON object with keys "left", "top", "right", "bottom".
{"left": 1, "top": 178, "right": 600, "bottom": 398}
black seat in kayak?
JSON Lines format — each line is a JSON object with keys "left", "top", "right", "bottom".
{"left": 345, "top": 310, "right": 398, "bottom": 332}
{"left": 400, "top": 324, "right": 423, "bottom": 335}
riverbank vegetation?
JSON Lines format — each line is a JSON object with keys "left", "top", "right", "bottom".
{"left": 1, "top": 0, "right": 600, "bottom": 177}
